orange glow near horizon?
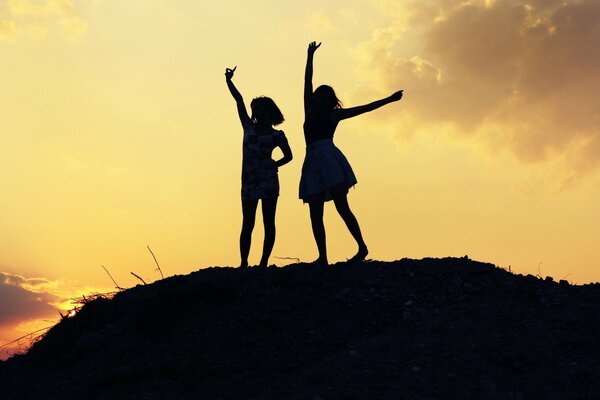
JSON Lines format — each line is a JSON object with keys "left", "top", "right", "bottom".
{"left": 1, "top": 0, "right": 600, "bottom": 354}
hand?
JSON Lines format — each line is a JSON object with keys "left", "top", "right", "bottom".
{"left": 225, "top": 66, "right": 237, "bottom": 80}
{"left": 307, "top": 41, "right": 321, "bottom": 55}
{"left": 389, "top": 90, "right": 403, "bottom": 102}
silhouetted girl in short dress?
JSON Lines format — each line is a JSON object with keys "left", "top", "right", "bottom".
{"left": 301, "top": 42, "right": 403, "bottom": 265}
{"left": 225, "top": 66, "right": 293, "bottom": 268}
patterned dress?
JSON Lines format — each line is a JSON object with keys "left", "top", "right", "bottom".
{"left": 241, "top": 124, "right": 286, "bottom": 201}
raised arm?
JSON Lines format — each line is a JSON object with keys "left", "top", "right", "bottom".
{"left": 332, "top": 90, "right": 403, "bottom": 122}
{"left": 225, "top": 66, "right": 251, "bottom": 127}
{"left": 304, "top": 41, "right": 321, "bottom": 116}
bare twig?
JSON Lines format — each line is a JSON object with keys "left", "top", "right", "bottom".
{"left": 101, "top": 265, "right": 124, "bottom": 291}
{"left": 131, "top": 272, "right": 147, "bottom": 285}
{"left": 1, "top": 290, "right": 120, "bottom": 359}
{"left": 0, "top": 326, "right": 53, "bottom": 357}
{"left": 561, "top": 273, "right": 572, "bottom": 282}
{"left": 147, "top": 245, "right": 164, "bottom": 279}
{"left": 75, "top": 292, "right": 118, "bottom": 305}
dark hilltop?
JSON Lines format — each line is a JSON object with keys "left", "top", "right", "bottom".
{"left": 1, "top": 257, "right": 599, "bottom": 399}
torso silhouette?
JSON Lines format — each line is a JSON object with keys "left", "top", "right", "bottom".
{"left": 241, "top": 124, "right": 285, "bottom": 200}
{"left": 303, "top": 111, "right": 338, "bottom": 145}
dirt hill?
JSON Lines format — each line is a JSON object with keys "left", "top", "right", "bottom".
{"left": 1, "top": 257, "right": 599, "bottom": 399}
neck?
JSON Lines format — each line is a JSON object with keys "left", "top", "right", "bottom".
{"left": 255, "top": 121, "right": 271, "bottom": 129}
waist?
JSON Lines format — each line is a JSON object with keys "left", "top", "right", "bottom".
{"left": 306, "top": 138, "right": 335, "bottom": 151}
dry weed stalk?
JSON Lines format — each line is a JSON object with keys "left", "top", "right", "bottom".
{"left": 147, "top": 245, "right": 164, "bottom": 279}
{"left": 131, "top": 272, "right": 147, "bottom": 285}
{"left": 0, "top": 327, "right": 52, "bottom": 359}
{"left": 101, "top": 265, "right": 124, "bottom": 291}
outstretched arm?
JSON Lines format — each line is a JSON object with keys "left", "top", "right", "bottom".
{"left": 332, "top": 90, "right": 403, "bottom": 122}
{"left": 225, "top": 66, "right": 251, "bottom": 127}
{"left": 304, "top": 41, "right": 321, "bottom": 116}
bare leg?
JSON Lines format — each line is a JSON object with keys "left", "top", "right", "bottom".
{"left": 332, "top": 189, "right": 368, "bottom": 262}
{"left": 259, "top": 197, "right": 278, "bottom": 268}
{"left": 308, "top": 196, "right": 328, "bottom": 265}
{"left": 240, "top": 199, "right": 258, "bottom": 268}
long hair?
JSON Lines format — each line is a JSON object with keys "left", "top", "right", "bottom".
{"left": 250, "top": 96, "right": 285, "bottom": 126}
{"left": 314, "top": 85, "right": 342, "bottom": 111}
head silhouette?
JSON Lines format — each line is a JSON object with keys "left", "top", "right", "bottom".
{"left": 313, "top": 85, "right": 342, "bottom": 112}
{"left": 251, "top": 96, "right": 284, "bottom": 126}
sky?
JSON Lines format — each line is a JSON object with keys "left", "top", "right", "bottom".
{"left": 1, "top": 0, "right": 599, "bottom": 358}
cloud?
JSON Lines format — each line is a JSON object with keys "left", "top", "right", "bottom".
{"left": 0, "top": 271, "right": 112, "bottom": 358}
{"left": 0, "top": 12, "right": 17, "bottom": 40}
{"left": 0, "top": 0, "right": 87, "bottom": 42}
{"left": 0, "top": 272, "right": 65, "bottom": 358}
{"left": 0, "top": 270, "right": 97, "bottom": 326}
{"left": 307, "top": 10, "right": 337, "bottom": 33}
{"left": 0, "top": 272, "right": 59, "bottom": 327}
{"left": 350, "top": 0, "right": 600, "bottom": 173}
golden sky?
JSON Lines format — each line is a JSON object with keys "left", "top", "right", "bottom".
{"left": 1, "top": 0, "right": 600, "bottom": 357}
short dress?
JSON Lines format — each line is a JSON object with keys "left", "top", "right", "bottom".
{"left": 299, "top": 112, "right": 357, "bottom": 202}
{"left": 241, "top": 124, "right": 286, "bottom": 201}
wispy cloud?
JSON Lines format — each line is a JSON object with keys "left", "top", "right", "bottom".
{"left": 0, "top": 0, "right": 87, "bottom": 42}
{"left": 0, "top": 270, "right": 106, "bottom": 358}
{"left": 349, "top": 0, "right": 600, "bottom": 177}
{"left": 0, "top": 11, "right": 17, "bottom": 40}
{"left": 306, "top": 10, "right": 337, "bottom": 34}
{"left": 0, "top": 272, "right": 59, "bottom": 327}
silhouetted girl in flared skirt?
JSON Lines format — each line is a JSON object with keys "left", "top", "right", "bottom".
{"left": 300, "top": 41, "right": 403, "bottom": 265}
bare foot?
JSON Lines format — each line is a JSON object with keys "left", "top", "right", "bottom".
{"left": 310, "top": 258, "right": 329, "bottom": 266}
{"left": 348, "top": 246, "right": 369, "bottom": 263}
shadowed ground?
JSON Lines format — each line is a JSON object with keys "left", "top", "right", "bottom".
{"left": 0, "top": 257, "right": 599, "bottom": 399}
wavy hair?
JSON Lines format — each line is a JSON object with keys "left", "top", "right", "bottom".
{"left": 314, "top": 85, "right": 342, "bottom": 110}
{"left": 250, "top": 96, "right": 285, "bottom": 126}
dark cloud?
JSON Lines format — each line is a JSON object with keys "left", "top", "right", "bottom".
{"left": 352, "top": 0, "right": 600, "bottom": 171}
{"left": 0, "top": 273, "right": 59, "bottom": 326}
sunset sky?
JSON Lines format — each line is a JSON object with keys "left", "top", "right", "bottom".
{"left": 2, "top": 0, "right": 600, "bottom": 358}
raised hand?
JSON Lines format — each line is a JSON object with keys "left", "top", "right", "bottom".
{"left": 307, "top": 41, "right": 321, "bottom": 55}
{"left": 389, "top": 90, "right": 403, "bottom": 102}
{"left": 225, "top": 66, "right": 237, "bottom": 81}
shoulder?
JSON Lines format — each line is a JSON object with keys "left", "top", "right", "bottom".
{"left": 329, "top": 109, "right": 344, "bottom": 123}
{"left": 243, "top": 121, "right": 255, "bottom": 134}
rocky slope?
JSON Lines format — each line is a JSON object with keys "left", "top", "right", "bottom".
{"left": 1, "top": 257, "right": 599, "bottom": 399}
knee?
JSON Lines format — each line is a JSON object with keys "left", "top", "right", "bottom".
{"left": 310, "top": 212, "right": 324, "bottom": 225}
{"left": 263, "top": 220, "right": 276, "bottom": 233}
{"left": 334, "top": 200, "right": 352, "bottom": 216}
{"left": 241, "top": 217, "right": 256, "bottom": 232}
{"left": 337, "top": 207, "right": 353, "bottom": 220}
{"left": 265, "top": 226, "right": 276, "bottom": 239}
